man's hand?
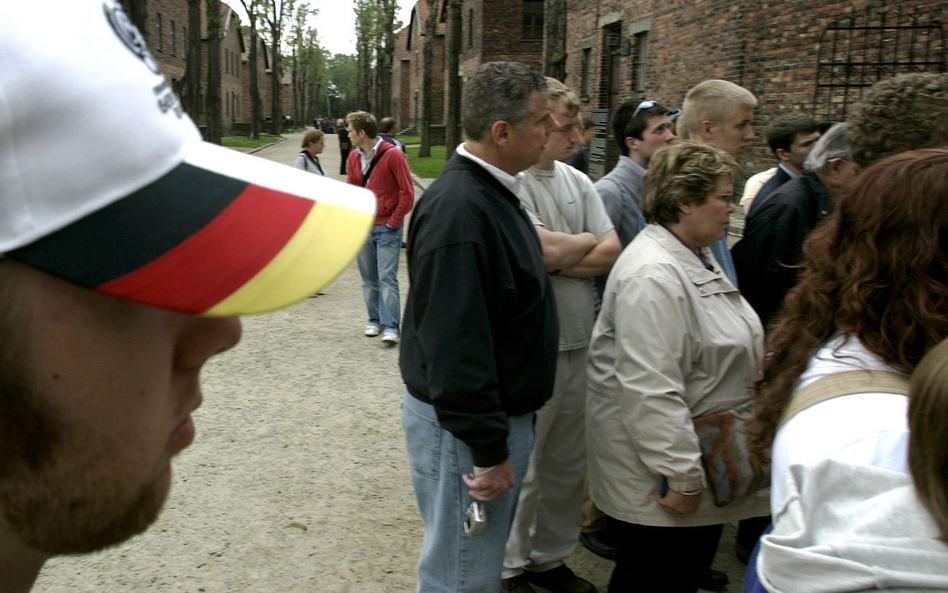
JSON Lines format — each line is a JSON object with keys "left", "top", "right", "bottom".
{"left": 462, "top": 459, "right": 515, "bottom": 501}
{"left": 656, "top": 488, "right": 703, "bottom": 515}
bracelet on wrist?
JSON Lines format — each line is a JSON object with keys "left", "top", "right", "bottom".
{"left": 675, "top": 489, "right": 702, "bottom": 496}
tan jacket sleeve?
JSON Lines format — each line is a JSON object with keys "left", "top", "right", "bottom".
{"left": 612, "top": 271, "right": 706, "bottom": 493}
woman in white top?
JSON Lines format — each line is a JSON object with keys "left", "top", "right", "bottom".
{"left": 746, "top": 148, "right": 948, "bottom": 592}
{"left": 293, "top": 129, "right": 326, "bottom": 176}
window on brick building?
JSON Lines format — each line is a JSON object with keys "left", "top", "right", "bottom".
{"left": 522, "top": 1, "right": 543, "bottom": 40}
{"left": 632, "top": 32, "right": 648, "bottom": 92}
{"left": 171, "top": 20, "right": 176, "bottom": 55}
{"left": 581, "top": 47, "right": 592, "bottom": 100}
{"left": 225, "top": 49, "right": 230, "bottom": 74}
{"left": 468, "top": 8, "right": 473, "bottom": 49}
{"left": 156, "top": 13, "right": 163, "bottom": 51}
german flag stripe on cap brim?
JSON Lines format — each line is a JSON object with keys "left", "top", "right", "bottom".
{"left": 9, "top": 145, "right": 375, "bottom": 316}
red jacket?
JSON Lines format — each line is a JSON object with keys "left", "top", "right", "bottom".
{"left": 347, "top": 139, "right": 415, "bottom": 228}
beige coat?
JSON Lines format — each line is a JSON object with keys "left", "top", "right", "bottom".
{"left": 586, "top": 224, "right": 770, "bottom": 527}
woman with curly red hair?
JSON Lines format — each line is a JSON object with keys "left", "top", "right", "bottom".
{"left": 746, "top": 148, "right": 948, "bottom": 591}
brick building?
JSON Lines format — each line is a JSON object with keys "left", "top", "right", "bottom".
{"left": 125, "top": 0, "right": 285, "bottom": 136}
{"left": 458, "top": 0, "right": 544, "bottom": 80}
{"left": 393, "top": 27, "right": 412, "bottom": 129}
{"left": 403, "top": 1, "right": 446, "bottom": 129}
{"left": 387, "top": 0, "right": 944, "bottom": 172}
{"left": 563, "top": 0, "right": 947, "bottom": 178}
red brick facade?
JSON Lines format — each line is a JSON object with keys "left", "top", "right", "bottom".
{"left": 563, "top": 0, "right": 947, "bottom": 175}
{"left": 404, "top": 1, "right": 446, "bottom": 128}
{"left": 132, "top": 0, "right": 282, "bottom": 135}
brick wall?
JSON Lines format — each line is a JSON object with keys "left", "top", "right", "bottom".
{"left": 565, "top": 0, "right": 947, "bottom": 176}
{"left": 407, "top": 2, "right": 446, "bottom": 127}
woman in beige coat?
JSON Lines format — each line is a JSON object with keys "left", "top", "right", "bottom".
{"left": 586, "top": 141, "right": 769, "bottom": 592}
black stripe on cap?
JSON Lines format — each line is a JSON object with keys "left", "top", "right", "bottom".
{"left": 9, "top": 162, "right": 248, "bottom": 287}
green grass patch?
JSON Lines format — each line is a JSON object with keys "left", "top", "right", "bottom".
{"left": 407, "top": 145, "right": 447, "bottom": 178}
{"left": 221, "top": 133, "right": 283, "bottom": 149}
{"left": 400, "top": 135, "right": 421, "bottom": 145}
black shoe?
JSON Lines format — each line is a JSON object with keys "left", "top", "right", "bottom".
{"left": 699, "top": 568, "right": 729, "bottom": 592}
{"left": 501, "top": 574, "right": 537, "bottom": 593}
{"left": 524, "top": 565, "right": 597, "bottom": 593}
{"left": 579, "top": 529, "right": 617, "bottom": 561}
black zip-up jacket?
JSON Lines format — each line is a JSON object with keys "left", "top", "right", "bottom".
{"left": 399, "top": 154, "right": 558, "bottom": 467}
{"left": 732, "top": 171, "right": 833, "bottom": 329}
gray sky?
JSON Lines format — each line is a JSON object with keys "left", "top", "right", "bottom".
{"left": 229, "top": 0, "right": 414, "bottom": 56}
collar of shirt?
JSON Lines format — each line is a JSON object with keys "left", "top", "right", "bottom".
{"left": 456, "top": 143, "right": 522, "bottom": 195}
{"left": 358, "top": 137, "right": 384, "bottom": 174}
{"left": 778, "top": 162, "right": 799, "bottom": 180}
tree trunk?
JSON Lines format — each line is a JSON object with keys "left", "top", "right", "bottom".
{"left": 239, "top": 0, "right": 261, "bottom": 139}
{"left": 206, "top": 0, "right": 223, "bottom": 144}
{"left": 445, "top": 0, "right": 462, "bottom": 159}
{"left": 270, "top": 33, "right": 282, "bottom": 134}
{"left": 120, "top": 0, "right": 148, "bottom": 39}
{"left": 419, "top": 0, "right": 436, "bottom": 157}
{"left": 544, "top": 0, "right": 567, "bottom": 81}
{"left": 177, "top": 0, "right": 203, "bottom": 123}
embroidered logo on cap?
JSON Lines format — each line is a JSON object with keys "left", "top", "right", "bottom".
{"left": 103, "top": 2, "right": 160, "bottom": 75}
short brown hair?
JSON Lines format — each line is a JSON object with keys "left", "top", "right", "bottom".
{"left": 642, "top": 141, "right": 738, "bottom": 225}
{"left": 909, "top": 336, "right": 948, "bottom": 542}
{"left": 346, "top": 111, "right": 378, "bottom": 138}
{"left": 301, "top": 129, "right": 324, "bottom": 147}
{"left": 848, "top": 73, "right": 948, "bottom": 169}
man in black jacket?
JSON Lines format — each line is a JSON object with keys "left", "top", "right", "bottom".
{"left": 732, "top": 123, "right": 857, "bottom": 329}
{"left": 399, "top": 61, "right": 559, "bottom": 593}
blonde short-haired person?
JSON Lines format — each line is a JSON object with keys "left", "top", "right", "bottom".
{"left": 294, "top": 129, "right": 326, "bottom": 176}
{"left": 586, "top": 141, "right": 769, "bottom": 593}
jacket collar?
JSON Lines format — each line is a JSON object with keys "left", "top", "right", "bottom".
{"left": 646, "top": 224, "right": 736, "bottom": 290}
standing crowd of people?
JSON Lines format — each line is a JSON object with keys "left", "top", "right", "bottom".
{"left": 3, "top": 3, "right": 948, "bottom": 593}
{"left": 397, "top": 64, "right": 948, "bottom": 593}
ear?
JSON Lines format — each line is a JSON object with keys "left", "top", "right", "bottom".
{"left": 699, "top": 120, "right": 714, "bottom": 141}
{"left": 624, "top": 136, "right": 638, "bottom": 152}
{"left": 775, "top": 148, "right": 790, "bottom": 163}
{"left": 490, "top": 119, "right": 512, "bottom": 146}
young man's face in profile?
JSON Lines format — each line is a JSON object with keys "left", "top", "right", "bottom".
{"left": 0, "top": 261, "right": 241, "bottom": 555}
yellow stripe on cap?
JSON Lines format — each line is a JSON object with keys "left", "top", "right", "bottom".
{"left": 206, "top": 201, "right": 374, "bottom": 316}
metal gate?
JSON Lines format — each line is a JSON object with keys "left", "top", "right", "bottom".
{"left": 813, "top": 2, "right": 946, "bottom": 123}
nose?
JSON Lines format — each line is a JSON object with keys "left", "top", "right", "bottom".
{"left": 570, "top": 126, "right": 582, "bottom": 144}
{"left": 175, "top": 316, "right": 243, "bottom": 371}
{"left": 744, "top": 126, "right": 756, "bottom": 141}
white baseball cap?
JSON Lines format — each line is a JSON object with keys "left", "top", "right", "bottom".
{"left": 0, "top": 0, "right": 375, "bottom": 315}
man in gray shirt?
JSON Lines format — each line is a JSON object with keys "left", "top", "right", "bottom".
{"left": 593, "top": 99, "right": 677, "bottom": 306}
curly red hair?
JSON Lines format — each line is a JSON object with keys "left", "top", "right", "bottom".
{"left": 748, "top": 148, "right": 948, "bottom": 459}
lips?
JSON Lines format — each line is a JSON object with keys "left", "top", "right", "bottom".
{"left": 168, "top": 395, "right": 202, "bottom": 453}
{"left": 168, "top": 414, "right": 195, "bottom": 453}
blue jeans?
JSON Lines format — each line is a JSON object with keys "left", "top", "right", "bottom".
{"left": 402, "top": 392, "right": 535, "bottom": 593}
{"left": 356, "top": 224, "right": 402, "bottom": 330}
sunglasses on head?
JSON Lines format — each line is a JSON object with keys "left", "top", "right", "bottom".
{"left": 631, "top": 100, "right": 682, "bottom": 122}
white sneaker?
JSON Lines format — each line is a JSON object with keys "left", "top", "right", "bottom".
{"left": 364, "top": 323, "right": 380, "bottom": 337}
{"left": 381, "top": 328, "right": 399, "bottom": 345}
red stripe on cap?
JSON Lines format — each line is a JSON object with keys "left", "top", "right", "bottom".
{"left": 98, "top": 184, "right": 314, "bottom": 313}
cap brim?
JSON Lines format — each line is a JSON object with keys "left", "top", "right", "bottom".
{"left": 8, "top": 141, "right": 375, "bottom": 316}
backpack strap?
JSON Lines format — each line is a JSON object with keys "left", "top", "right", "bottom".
{"left": 361, "top": 143, "right": 388, "bottom": 187}
{"left": 778, "top": 370, "right": 909, "bottom": 431}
